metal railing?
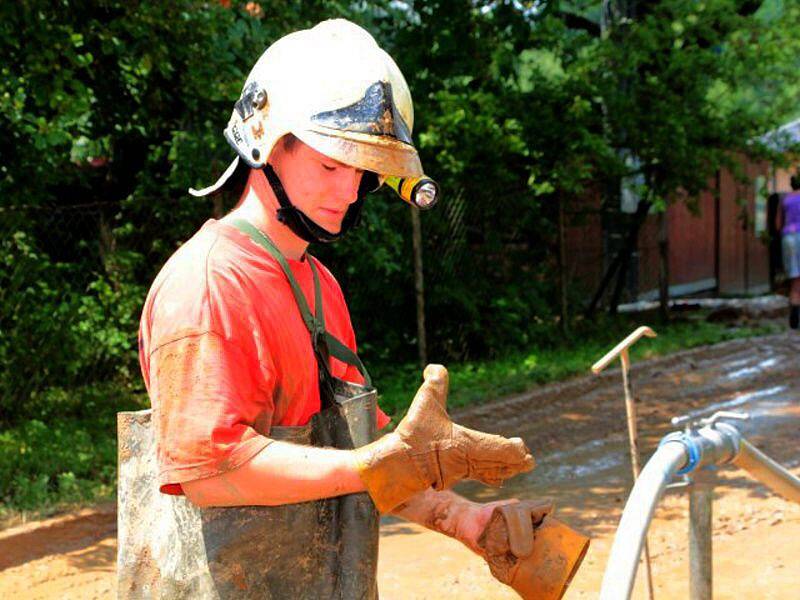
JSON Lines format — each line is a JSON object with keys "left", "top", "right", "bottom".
{"left": 599, "top": 410, "right": 800, "bottom": 600}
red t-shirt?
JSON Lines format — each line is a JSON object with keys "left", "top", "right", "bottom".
{"left": 138, "top": 219, "right": 390, "bottom": 495}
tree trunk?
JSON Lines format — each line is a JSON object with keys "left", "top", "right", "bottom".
{"left": 658, "top": 209, "right": 670, "bottom": 320}
{"left": 586, "top": 239, "right": 624, "bottom": 317}
{"left": 608, "top": 239, "right": 632, "bottom": 315}
{"left": 410, "top": 207, "right": 427, "bottom": 369}
{"left": 557, "top": 192, "right": 569, "bottom": 335}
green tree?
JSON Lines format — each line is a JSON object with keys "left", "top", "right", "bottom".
{"left": 1, "top": 0, "right": 798, "bottom": 422}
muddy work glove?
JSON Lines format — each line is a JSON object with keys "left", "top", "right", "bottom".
{"left": 478, "top": 501, "right": 589, "bottom": 600}
{"left": 353, "top": 364, "right": 535, "bottom": 513}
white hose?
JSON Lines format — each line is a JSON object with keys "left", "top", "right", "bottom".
{"left": 733, "top": 438, "right": 800, "bottom": 504}
{"left": 599, "top": 441, "right": 688, "bottom": 600}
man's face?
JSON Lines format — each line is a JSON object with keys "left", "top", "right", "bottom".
{"left": 271, "top": 138, "right": 364, "bottom": 233}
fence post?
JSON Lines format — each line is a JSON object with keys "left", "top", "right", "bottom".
{"left": 658, "top": 209, "right": 669, "bottom": 320}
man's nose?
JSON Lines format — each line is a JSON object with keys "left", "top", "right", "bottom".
{"left": 338, "top": 167, "right": 363, "bottom": 205}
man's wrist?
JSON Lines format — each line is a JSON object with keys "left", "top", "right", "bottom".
{"left": 335, "top": 449, "right": 368, "bottom": 495}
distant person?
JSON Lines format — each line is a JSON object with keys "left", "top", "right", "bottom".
{"left": 776, "top": 173, "right": 800, "bottom": 328}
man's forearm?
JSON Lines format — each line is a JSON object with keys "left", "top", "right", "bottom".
{"left": 183, "top": 441, "right": 501, "bottom": 557}
{"left": 182, "top": 440, "right": 365, "bottom": 507}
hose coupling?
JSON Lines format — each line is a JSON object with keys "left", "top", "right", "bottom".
{"left": 659, "top": 431, "right": 701, "bottom": 475}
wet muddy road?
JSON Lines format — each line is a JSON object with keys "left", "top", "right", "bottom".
{"left": 381, "top": 331, "right": 800, "bottom": 599}
{"left": 1, "top": 332, "right": 799, "bottom": 598}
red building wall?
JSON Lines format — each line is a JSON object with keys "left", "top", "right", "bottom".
{"left": 668, "top": 190, "right": 717, "bottom": 289}
{"left": 564, "top": 155, "right": 772, "bottom": 303}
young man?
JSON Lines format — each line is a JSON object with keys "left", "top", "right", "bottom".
{"left": 130, "top": 19, "right": 559, "bottom": 599}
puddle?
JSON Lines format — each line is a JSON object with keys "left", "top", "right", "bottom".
{"left": 726, "top": 357, "right": 781, "bottom": 380}
{"left": 531, "top": 437, "right": 626, "bottom": 483}
{"left": 718, "top": 356, "right": 756, "bottom": 371}
{"left": 746, "top": 396, "right": 796, "bottom": 419}
{"left": 683, "top": 385, "right": 788, "bottom": 418}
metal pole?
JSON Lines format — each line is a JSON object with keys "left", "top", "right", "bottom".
{"left": 410, "top": 207, "right": 427, "bottom": 369}
{"left": 620, "top": 348, "right": 655, "bottom": 600}
{"left": 689, "top": 468, "right": 714, "bottom": 600}
{"left": 557, "top": 192, "right": 569, "bottom": 335}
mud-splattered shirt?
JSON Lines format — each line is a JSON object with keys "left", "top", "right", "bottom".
{"left": 139, "top": 219, "right": 389, "bottom": 495}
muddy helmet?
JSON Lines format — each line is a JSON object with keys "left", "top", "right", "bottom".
{"left": 190, "top": 19, "right": 426, "bottom": 242}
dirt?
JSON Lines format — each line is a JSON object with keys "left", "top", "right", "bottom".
{"left": 2, "top": 331, "right": 799, "bottom": 599}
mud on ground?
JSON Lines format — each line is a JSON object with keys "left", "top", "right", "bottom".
{"left": 1, "top": 332, "right": 799, "bottom": 599}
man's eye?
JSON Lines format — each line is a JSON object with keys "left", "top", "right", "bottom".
{"left": 322, "top": 164, "right": 336, "bottom": 171}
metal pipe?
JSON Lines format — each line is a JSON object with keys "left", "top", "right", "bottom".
{"left": 689, "top": 469, "right": 714, "bottom": 600}
{"left": 599, "top": 442, "right": 688, "bottom": 600}
{"left": 601, "top": 423, "right": 740, "bottom": 600}
{"left": 732, "top": 438, "right": 800, "bottom": 504}
{"left": 694, "top": 423, "right": 741, "bottom": 469}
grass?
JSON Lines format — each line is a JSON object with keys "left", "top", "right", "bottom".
{"left": 374, "top": 314, "right": 780, "bottom": 423}
{"left": 0, "top": 312, "right": 780, "bottom": 524}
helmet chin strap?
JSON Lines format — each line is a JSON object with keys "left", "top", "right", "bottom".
{"left": 262, "top": 164, "right": 366, "bottom": 244}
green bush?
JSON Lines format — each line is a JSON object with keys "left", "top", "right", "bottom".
{"left": 0, "top": 382, "right": 143, "bottom": 511}
{"left": 0, "top": 418, "right": 113, "bottom": 510}
{"left": 0, "top": 230, "right": 144, "bottom": 422}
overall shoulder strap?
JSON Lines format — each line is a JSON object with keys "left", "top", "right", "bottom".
{"left": 231, "top": 218, "right": 318, "bottom": 335}
{"left": 308, "top": 259, "right": 372, "bottom": 386}
{"left": 230, "top": 219, "right": 372, "bottom": 387}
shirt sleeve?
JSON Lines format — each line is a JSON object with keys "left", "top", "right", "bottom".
{"left": 149, "top": 331, "right": 274, "bottom": 495}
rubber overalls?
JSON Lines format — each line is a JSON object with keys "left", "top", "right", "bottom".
{"left": 117, "top": 219, "right": 380, "bottom": 599}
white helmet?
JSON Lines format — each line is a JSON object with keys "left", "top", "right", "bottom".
{"left": 190, "top": 20, "right": 429, "bottom": 239}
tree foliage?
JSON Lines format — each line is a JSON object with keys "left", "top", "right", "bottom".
{"left": 1, "top": 0, "right": 798, "bottom": 423}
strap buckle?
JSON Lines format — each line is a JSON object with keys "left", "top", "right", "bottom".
{"left": 310, "top": 320, "right": 326, "bottom": 352}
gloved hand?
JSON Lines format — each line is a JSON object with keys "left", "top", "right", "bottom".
{"left": 478, "top": 501, "right": 589, "bottom": 600}
{"left": 353, "top": 364, "right": 535, "bottom": 513}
